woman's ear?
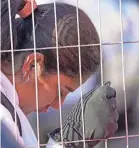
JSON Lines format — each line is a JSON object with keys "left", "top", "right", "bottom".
{"left": 22, "top": 52, "right": 45, "bottom": 81}
{"left": 22, "top": 52, "right": 51, "bottom": 91}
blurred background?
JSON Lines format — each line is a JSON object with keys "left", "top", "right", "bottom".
{"left": 27, "top": 0, "right": 139, "bottom": 147}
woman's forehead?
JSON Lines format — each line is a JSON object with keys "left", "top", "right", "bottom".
{"left": 60, "top": 74, "right": 90, "bottom": 91}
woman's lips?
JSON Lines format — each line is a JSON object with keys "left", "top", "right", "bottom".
{"left": 39, "top": 105, "right": 50, "bottom": 112}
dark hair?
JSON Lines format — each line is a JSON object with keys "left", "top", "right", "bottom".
{"left": 1, "top": 0, "right": 100, "bottom": 78}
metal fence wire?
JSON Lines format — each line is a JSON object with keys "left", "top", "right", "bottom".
{"left": 1, "top": 0, "right": 139, "bottom": 148}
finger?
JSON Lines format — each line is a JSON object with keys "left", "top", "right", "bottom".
{"left": 108, "top": 110, "right": 119, "bottom": 123}
{"left": 105, "top": 86, "right": 116, "bottom": 99}
{"left": 104, "top": 122, "right": 118, "bottom": 138}
{"left": 104, "top": 81, "right": 111, "bottom": 86}
{"left": 107, "top": 97, "right": 117, "bottom": 110}
{"left": 113, "top": 110, "right": 119, "bottom": 122}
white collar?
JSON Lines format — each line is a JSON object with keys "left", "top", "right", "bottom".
{"left": 0, "top": 71, "right": 38, "bottom": 146}
{"left": 0, "top": 71, "right": 19, "bottom": 105}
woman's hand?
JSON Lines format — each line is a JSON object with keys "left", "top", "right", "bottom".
{"left": 49, "top": 82, "right": 119, "bottom": 148}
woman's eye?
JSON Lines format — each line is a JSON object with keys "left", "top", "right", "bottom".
{"left": 60, "top": 92, "right": 64, "bottom": 97}
{"left": 60, "top": 91, "right": 68, "bottom": 97}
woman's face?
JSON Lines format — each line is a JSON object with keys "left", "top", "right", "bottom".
{"left": 2, "top": 53, "right": 88, "bottom": 115}
{"left": 37, "top": 74, "right": 80, "bottom": 112}
{"left": 17, "top": 72, "right": 80, "bottom": 115}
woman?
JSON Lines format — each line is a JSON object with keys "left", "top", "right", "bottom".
{"left": 1, "top": 0, "right": 118, "bottom": 147}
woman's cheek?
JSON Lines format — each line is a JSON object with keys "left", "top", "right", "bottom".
{"left": 51, "top": 96, "right": 66, "bottom": 109}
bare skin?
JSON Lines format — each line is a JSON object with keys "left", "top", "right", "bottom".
{"left": 1, "top": 52, "right": 87, "bottom": 115}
